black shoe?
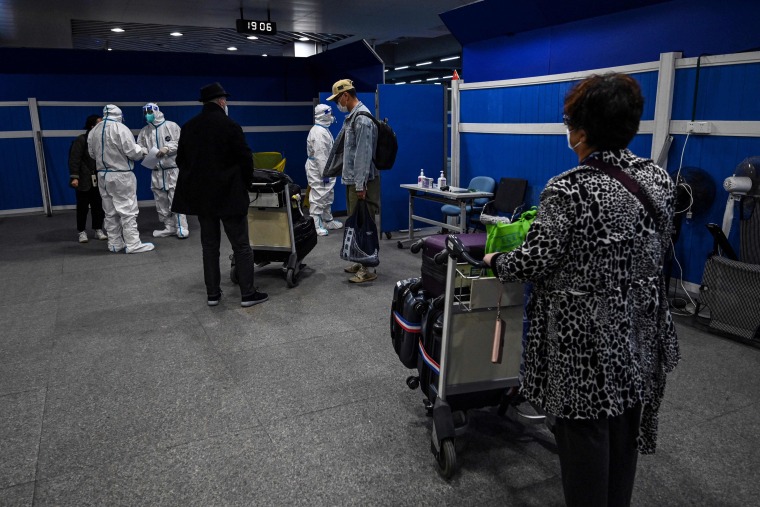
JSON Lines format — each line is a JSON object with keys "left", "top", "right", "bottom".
{"left": 241, "top": 291, "right": 269, "bottom": 308}
{"left": 207, "top": 291, "right": 222, "bottom": 307}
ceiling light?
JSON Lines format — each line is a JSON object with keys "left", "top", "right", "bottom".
{"left": 426, "top": 77, "right": 440, "bottom": 81}
{"left": 384, "top": 69, "right": 388, "bottom": 73}
{"left": 395, "top": 82, "right": 406, "bottom": 85}
{"left": 107, "top": 48, "right": 113, "bottom": 51}
{"left": 298, "top": 37, "right": 309, "bottom": 41}
{"left": 394, "top": 65, "right": 409, "bottom": 71}
{"left": 262, "top": 54, "right": 268, "bottom": 57}
{"left": 411, "top": 79, "right": 422, "bottom": 83}
{"left": 416, "top": 61, "right": 432, "bottom": 66}
{"left": 111, "top": 28, "right": 124, "bottom": 33}
{"left": 440, "top": 56, "right": 460, "bottom": 62}
{"left": 442, "top": 75, "right": 454, "bottom": 80}
{"left": 170, "top": 32, "right": 183, "bottom": 37}
{"left": 247, "top": 35, "right": 259, "bottom": 40}
{"left": 227, "top": 46, "right": 238, "bottom": 51}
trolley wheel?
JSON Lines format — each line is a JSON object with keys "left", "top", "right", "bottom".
{"left": 230, "top": 266, "right": 239, "bottom": 284}
{"left": 397, "top": 240, "right": 404, "bottom": 249}
{"left": 286, "top": 267, "right": 298, "bottom": 288}
{"left": 435, "top": 438, "right": 457, "bottom": 479}
{"left": 405, "top": 376, "right": 419, "bottom": 390}
{"left": 385, "top": 231, "right": 392, "bottom": 240}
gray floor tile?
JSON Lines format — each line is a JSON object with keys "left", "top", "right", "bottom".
{"left": 0, "top": 389, "right": 45, "bottom": 489}
{"left": 0, "top": 481, "right": 35, "bottom": 507}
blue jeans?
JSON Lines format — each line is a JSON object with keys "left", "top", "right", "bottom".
{"left": 198, "top": 214, "right": 254, "bottom": 299}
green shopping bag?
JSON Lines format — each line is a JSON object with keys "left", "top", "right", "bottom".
{"left": 485, "top": 207, "right": 537, "bottom": 254}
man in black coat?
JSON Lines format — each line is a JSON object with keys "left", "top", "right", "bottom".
{"left": 172, "top": 82, "right": 268, "bottom": 308}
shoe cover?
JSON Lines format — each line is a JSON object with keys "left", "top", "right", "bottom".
{"left": 325, "top": 220, "right": 343, "bottom": 230}
{"left": 109, "top": 244, "right": 126, "bottom": 253}
{"left": 177, "top": 230, "right": 190, "bottom": 239}
{"left": 316, "top": 227, "right": 329, "bottom": 236}
{"left": 126, "top": 242, "right": 155, "bottom": 254}
{"left": 153, "top": 228, "right": 177, "bottom": 238}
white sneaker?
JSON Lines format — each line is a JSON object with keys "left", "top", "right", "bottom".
{"left": 153, "top": 228, "right": 177, "bottom": 238}
{"left": 78, "top": 231, "right": 88, "bottom": 243}
{"left": 95, "top": 229, "right": 108, "bottom": 240}
{"left": 126, "top": 242, "right": 155, "bottom": 254}
{"left": 325, "top": 220, "right": 343, "bottom": 230}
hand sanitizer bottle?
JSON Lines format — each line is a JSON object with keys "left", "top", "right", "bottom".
{"left": 418, "top": 168, "right": 425, "bottom": 187}
{"left": 438, "top": 171, "right": 447, "bottom": 189}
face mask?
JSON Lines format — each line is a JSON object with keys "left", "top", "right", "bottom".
{"left": 224, "top": 104, "right": 229, "bottom": 116}
{"left": 145, "top": 113, "right": 155, "bottom": 123}
{"left": 336, "top": 95, "right": 348, "bottom": 114}
{"left": 566, "top": 129, "right": 582, "bottom": 151}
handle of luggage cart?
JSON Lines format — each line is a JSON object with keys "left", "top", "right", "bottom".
{"left": 433, "top": 235, "right": 487, "bottom": 269}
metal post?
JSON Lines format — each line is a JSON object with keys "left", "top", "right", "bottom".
{"left": 450, "top": 79, "right": 461, "bottom": 188}
{"left": 28, "top": 98, "right": 52, "bottom": 216}
{"left": 651, "top": 52, "right": 681, "bottom": 171}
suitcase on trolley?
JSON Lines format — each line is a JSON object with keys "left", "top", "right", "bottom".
{"left": 417, "top": 233, "right": 487, "bottom": 297}
{"left": 390, "top": 278, "right": 428, "bottom": 369}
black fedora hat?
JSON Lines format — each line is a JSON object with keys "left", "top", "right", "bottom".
{"left": 199, "top": 82, "right": 230, "bottom": 102}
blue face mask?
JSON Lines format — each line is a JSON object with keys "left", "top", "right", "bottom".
{"left": 145, "top": 113, "right": 155, "bottom": 123}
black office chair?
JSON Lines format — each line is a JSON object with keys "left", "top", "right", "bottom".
{"left": 472, "top": 177, "right": 528, "bottom": 230}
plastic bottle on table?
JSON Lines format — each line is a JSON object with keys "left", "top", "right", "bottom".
{"left": 418, "top": 168, "right": 425, "bottom": 187}
{"left": 438, "top": 171, "right": 447, "bottom": 189}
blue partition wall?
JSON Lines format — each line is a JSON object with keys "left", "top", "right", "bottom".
{"left": 458, "top": 72, "right": 656, "bottom": 212}
{"left": 0, "top": 105, "right": 40, "bottom": 211}
{"left": 377, "top": 84, "right": 445, "bottom": 234}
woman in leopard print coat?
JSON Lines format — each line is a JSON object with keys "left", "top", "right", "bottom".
{"left": 484, "top": 73, "right": 679, "bottom": 507}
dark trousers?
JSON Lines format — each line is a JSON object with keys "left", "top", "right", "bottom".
{"left": 76, "top": 187, "right": 105, "bottom": 232}
{"left": 553, "top": 403, "right": 642, "bottom": 507}
{"left": 198, "top": 214, "right": 254, "bottom": 299}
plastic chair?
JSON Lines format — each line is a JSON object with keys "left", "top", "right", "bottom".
{"left": 441, "top": 176, "right": 496, "bottom": 232}
{"left": 473, "top": 177, "right": 528, "bottom": 229}
{"left": 253, "top": 152, "right": 286, "bottom": 172}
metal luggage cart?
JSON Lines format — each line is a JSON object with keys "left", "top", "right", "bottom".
{"left": 412, "top": 235, "right": 545, "bottom": 478}
{"left": 231, "top": 181, "right": 314, "bottom": 288}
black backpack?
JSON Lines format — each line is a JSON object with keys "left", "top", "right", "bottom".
{"left": 353, "top": 111, "right": 398, "bottom": 170}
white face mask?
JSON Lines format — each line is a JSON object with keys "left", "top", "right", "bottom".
{"left": 566, "top": 128, "right": 582, "bottom": 151}
{"left": 224, "top": 104, "right": 229, "bottom": 116}
{"left": 337, "top": 102, "right": 348, "bottom": 114}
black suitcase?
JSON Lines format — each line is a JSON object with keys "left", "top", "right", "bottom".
{"left": 417, "top": 295, "right": 445, "bottom": 401}
{"left": 416, "top": 233, "right": 487, "bottom": 297}
{"left": 390, "top": 278, "right": 428, "bottom": 369}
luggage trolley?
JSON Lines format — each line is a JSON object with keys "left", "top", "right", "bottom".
{"left": 410, "top": 235, "right": 543, "bottom": 478}
{"left": 230, "top": 171, "right": 317, "bottom": 288}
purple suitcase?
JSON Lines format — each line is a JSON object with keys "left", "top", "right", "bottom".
{"left": 419, "top": 233, "right": 487, "bottom": 296}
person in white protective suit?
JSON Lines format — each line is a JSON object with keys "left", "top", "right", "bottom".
{"left": 87, "top": 104, "right": 155, "bottom": 254}
{"left": 137, "top": 103, "right": 189, "bottom": 238}
{"left": 305, "top": 104, "right": 343, "bottom": 236}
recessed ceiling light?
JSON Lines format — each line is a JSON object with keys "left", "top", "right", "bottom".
{"left": 262, "top": 54, "right": 268, "bottom": 57}
{"left": 394, "top": 65, "right": 409, "bottom": 71}
{"left": 227, "top": 46, "right": 238, "bottom": 51}
{"left": 411, "top": 79, "right": 422, "bottom": 83}
{"left": 395, "top": 82, "right": 406, "bottom": 85}
{"left": 107, "top": 48, "right": 113, "bottom": 51}
{"left": 426, "top": 77, "right": 440, "bottom": 81}
{"left": 298, "top": 37, "right": 309, "bottom": 41}
{"left": 111, "top": 28, "right": 124, "bottom": 33}
{"left": 416, "top": 61, "right": 432, "bottom": 66}
{"left": 170, "top": 32, "right": 183, "bottom": 37}
{"left": 440, "top": 56, "right": 460, "bottom": 62}
{"left": 247, "top": 35, "right": 258, "bottom": 40}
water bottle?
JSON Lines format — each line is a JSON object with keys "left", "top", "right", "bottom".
{"left": 418, "top": 168, "right": 425, "bottom": 187}
{"left": 438, "top": 171, "right": 447, "bottom": 189}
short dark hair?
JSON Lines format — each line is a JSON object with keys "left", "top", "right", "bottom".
{"left": 563, "top": 73, "right": 644, "bottom": 150}
{"left": 84, "top": 114, "right": 101, "bottom": 131}
{"left": 345, "top": 88, "right": 357, "bottom": 99}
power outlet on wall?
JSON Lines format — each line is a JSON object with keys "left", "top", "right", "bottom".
{"left": 686, "top": 121, "right": 712, "bottom": 134}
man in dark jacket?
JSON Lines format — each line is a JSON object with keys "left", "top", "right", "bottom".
{"left": 172, "top": 82, "right": 268, "bottom": 308}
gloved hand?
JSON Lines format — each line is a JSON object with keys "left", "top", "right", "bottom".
{"left": 322, "top": 177, "right": 330, "bottom": 184}
{"left": 140, "top": 147, "right": 149, "bottom": 158}
{"left": 157, "top": 146, "right": 169, "bottom": 158}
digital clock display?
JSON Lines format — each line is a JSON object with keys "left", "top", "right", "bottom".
{"left": 236, "top": 19, "right": 277, "bottom": 35}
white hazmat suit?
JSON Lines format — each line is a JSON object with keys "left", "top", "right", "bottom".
{"left": 305, "top": 104, "right": 343, "bottom": 236}
{"left": 87, "top": 104, "right": 154, "bottom": 254}
{"left": 137, "top": 103, "right": 189, "bottom": 238}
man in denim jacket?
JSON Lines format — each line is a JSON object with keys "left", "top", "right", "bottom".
{"left": 326, "top": 79, "right": 379, "bottom": 283}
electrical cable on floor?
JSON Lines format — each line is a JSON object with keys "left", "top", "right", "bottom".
{"left": 668, "top": 239, "right": 698, "bottom": 316}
